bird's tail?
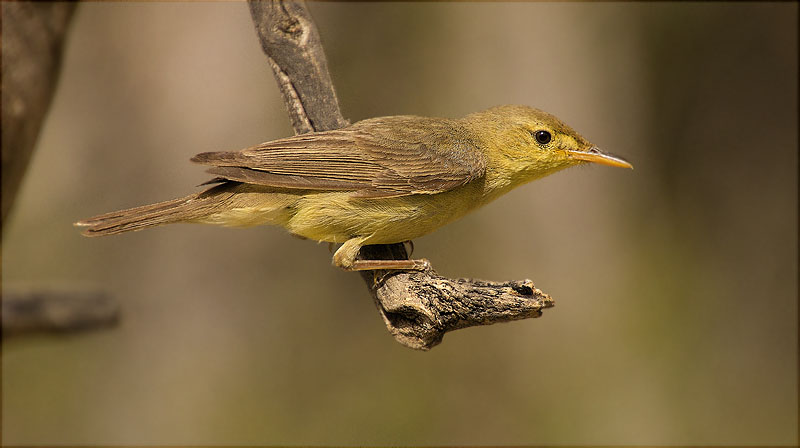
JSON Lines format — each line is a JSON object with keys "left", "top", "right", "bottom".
{"left": 75, "top": 193, "right": 214, "bottom": 237}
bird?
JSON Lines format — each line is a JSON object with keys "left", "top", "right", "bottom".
{"left": 76, "top": 105, "right": 632, "bottom": 270}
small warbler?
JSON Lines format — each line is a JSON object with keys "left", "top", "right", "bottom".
{"left": 76, "top": 105, "right": 632, "bottom": 270}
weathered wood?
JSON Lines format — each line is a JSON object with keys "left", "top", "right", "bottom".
{"left": 249, "top": 0, "right": 555, "bottom": 350}
{"left": 372, "top": 271, "right": 554, "bottom": 350}
{"left": 248, "top": 0, "right": 348, "bottom": 133}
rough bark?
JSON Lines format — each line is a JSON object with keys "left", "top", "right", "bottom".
{"left": 249, "top": 0, "right": 554, "bottom": 350}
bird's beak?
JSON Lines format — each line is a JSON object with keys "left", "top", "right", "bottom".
{"left": 567, "top": 146, "right": 633, "bottom": 169}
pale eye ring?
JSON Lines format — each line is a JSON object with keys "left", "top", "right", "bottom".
{"left": 533, "top": 130, "right": 552, "bottom": 145}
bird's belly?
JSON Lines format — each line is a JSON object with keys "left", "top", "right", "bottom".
{"left": 287, "top": 184, "right": 483, "bottom": 244}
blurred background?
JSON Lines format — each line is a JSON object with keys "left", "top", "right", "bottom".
{"left": 2, "top": 2, "right": 797, "bottom": 445}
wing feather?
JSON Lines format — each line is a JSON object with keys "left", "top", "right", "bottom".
{"left": 191, "top": 116, "right": 486, "bottom": 197}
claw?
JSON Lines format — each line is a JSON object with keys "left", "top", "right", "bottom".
{"left": 403, "top": 240, "right": 415, "bottom": 257}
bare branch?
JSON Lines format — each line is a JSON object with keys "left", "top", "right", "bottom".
{"left": 1, "top": 2, "right": 76, "bottom": 226}
{"left": 1, "top": 3, "right": 121, "bottom": 336}
{"left": 248, "top": 0, "right": 348, "bottom": 132}
{"left": 248, "top": 0, "right": 554, "bottom": 350}
{"left": 371, "top": 273, "right": 554, "bottom": 350}
{"left": 2, "top": 290, "right": 120, "bottom": 336}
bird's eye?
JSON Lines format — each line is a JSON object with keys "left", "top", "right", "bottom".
{"left": 533, "top": 130, "right": 552, "bottom": 145}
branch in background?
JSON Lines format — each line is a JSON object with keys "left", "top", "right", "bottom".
{"left": 1, "top": 2, "right": 77, "bottom": 225}
{"left": 1, "top": 3, "right": 121, "bottom": 336}
{"left": 249, "top": 0, "right": 555, "bottom": 350}
{"left": 2, "top": 290, "right": 119, "bottom": 336}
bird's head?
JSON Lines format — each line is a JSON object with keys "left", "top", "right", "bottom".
{"left": 464, "top": 105, "right": 632, "bottom": 186}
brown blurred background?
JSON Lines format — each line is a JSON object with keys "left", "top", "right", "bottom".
{"left": 2, "top": 2, "right": 797, "bottom": 445}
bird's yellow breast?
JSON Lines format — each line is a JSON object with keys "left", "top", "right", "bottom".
{"left": 285, "top": 178, "right": 489, "bottom": 244}
{"left": 199, "top": 177, "right": 495, "bottom": 245}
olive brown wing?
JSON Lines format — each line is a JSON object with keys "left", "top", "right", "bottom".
{"left": 190, "top": 116, "right": 487, "bottom": 198}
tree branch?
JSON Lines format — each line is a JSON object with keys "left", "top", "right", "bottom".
{"left": 1, "top": 2, "right": 77, "bottom": 226}
{"left": 248, "top": 0, "right": 554, "bottom": 350}
{"left": 1, "top": 3, "right": 121, "bottom": 337}
{"left": 2, "top": 290, "right": 119, "bottom": 336}
{"left": 249, "top": 0, "right": 348, "bottom": 133}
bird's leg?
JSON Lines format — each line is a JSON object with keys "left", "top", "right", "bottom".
{"left": 333, "top": 237, "right": 430, "bottom": 271}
